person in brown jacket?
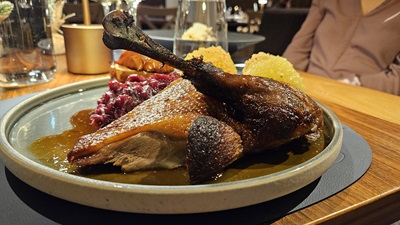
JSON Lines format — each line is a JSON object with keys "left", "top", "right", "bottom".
{"left": 283, "top": 0, "right": 400, "bottom": 95}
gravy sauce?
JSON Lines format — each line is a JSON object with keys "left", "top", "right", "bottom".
{"left": 30, "top": 109, "right": 328, "bottom": 185}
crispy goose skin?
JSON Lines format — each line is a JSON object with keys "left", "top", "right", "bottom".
{"left": 68, "top": 79, "right": 234, "bottom": 168}
{"left": 102, "top": 10, "right": 323, "bottom": 153}
{"left": 187, "top": 116, "right": 243, "bottom": 184}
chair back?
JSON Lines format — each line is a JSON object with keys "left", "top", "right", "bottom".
{"left": 254, "top": 8, "right": 309, "bottom": 55}
{"left": 137, "top": 4, "right": 177, "bottom": 29}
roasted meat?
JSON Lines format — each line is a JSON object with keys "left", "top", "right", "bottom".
{"left": 68, "top": 11, "right": 323, "bottom": 183}
{"left": 187, "top": 116, "right": 243, "bottom": 183}
{"left": 68, "top": 79, "right": 244, "bottom": 181}
{"left": 102, "top": 10, "right": 323, "bottom": 153}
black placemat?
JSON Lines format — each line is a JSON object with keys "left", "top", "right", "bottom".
{"left": 0, "top": 94, "right": 372, "bottom": 225}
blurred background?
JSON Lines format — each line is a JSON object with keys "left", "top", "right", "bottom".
{"left": 62, "top": 0, "right": 312, "bottom": 60}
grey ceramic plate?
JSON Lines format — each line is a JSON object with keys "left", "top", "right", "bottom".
{"left": 0, "top": 77, "right": 343, "bottom": 214}
{"left": 145, "top": 30, "right": 265, "bottom": 53}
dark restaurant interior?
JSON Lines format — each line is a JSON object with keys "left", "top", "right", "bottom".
{"left": 63, "top": 0, "right": 312, "bottom": 61}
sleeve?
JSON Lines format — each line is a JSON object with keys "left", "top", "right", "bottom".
{"left": 358, "top": 53, "right": 400, "bottom": 96}
{"left": 282, "top": 0, "right": 324, "bottom": 71}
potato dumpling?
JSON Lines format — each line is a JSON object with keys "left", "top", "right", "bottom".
{"left": 185, "top": 46, "right": 238, "bottom": 74}
{"left": 243, "top": 52, "right": 304, "bottom": 90}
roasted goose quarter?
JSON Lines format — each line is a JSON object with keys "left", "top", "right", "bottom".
{"left": 68, "top": 79, "right": 240, "bottom": 183}
{"left": 68, "top": 10, "right": 323, "bottom": 184}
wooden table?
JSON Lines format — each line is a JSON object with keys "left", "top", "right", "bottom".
{"left": 1, "top": 55, "right": 400, "bottom": 224}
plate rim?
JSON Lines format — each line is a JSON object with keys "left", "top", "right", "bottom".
{"left": 145, "top": 30, "right": 266, "bottom": 44}
{"left": 0, "top": 77, "right": 343, "bottom": 213}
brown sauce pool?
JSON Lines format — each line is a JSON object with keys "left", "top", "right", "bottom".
{"left": 29, "top": 109, "right": 328, "bottom": 185}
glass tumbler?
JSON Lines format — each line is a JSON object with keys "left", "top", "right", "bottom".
{"left": 173, "top": 0, "right": 228, "bottom": 59}
{"left": 0, "top": 0, "right": 56, "bottom": 88}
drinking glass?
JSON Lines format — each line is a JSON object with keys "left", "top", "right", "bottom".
{"left": 173, "top": 0, "right": 228, "bottom": 58}
{"left": 0, "top": 0, "right": 56, "bottom": 88}
{"left": 101, "top": 0, "right": 141, "bottom": 19}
